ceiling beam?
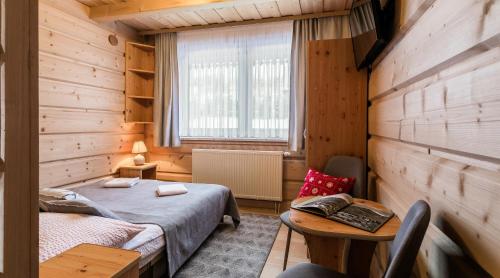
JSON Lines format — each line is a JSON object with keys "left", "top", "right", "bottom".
{"left": 139, "top": 10, "right": 351, "bottom": 35}
{"left": 89, "top": 0, "right": 277, "bottom": 22}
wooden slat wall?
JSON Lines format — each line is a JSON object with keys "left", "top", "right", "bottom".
{"left": 368, "top": 0, "right": 500, "bottom": 276}
{"left": 144, "top": 126, "right": 307, "bottom": 210}
{"left": 306, "top": 39, "right": 367, "bottom": 171}
{"left": 39, "top": 0, "right": 142, "bottom": 188}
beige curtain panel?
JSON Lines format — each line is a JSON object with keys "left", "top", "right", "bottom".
{"left": 154, "top": 32, "right": 181, "bottom": 147}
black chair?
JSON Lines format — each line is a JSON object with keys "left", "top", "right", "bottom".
{"left": 277, "top": 200, "right": 431, "bottom": 278}
{"left": 280, "top": 156, "right": 365, "bottom": 270}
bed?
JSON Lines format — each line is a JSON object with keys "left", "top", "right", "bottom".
{"left": 62, "top": 180, "right": 241, "bottom": 277}
{"left": 122, "top": 224, "right": 166, "bottom": 269}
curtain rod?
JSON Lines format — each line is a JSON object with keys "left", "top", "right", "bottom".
{"left": 139, "top": 10, "right": 350, "bottom": 36}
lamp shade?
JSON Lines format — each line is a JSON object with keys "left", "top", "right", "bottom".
{"left": 132, "top": 141, "right": 147, "bottom": 154}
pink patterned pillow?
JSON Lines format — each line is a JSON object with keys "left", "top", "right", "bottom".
{"left": 298, "top": 169, "right": 355, "bottom": 197}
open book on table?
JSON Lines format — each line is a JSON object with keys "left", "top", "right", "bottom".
{"left": 292, "top": 194, "right": 394, "bottom": 233}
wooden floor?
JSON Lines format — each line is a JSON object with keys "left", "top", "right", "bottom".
{"left": 260, "top": 225, "right": 310, "bottom": 277}
{"left": 239, "top": 207, "right": 310, "bottom": 278}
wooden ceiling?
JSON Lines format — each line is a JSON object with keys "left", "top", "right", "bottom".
{"left": 77, "top": 0, "right": 352, "bottom": 33}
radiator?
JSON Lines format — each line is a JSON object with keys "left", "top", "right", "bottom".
{"left": 192, "top": 149, "right": 283, "bottom": 201}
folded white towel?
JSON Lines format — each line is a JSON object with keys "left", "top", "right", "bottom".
{"left": 156, "top": 184, "right": 188, "bottom": 197}
{"left": 103, "top": 177, "right": 140, "bottom": 188}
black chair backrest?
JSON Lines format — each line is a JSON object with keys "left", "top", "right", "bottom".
{"left": 323, "top": 156, "right": 365, "bottom": 198}
{"left": 384, "top": 200, "right": 431, "bottom": 278}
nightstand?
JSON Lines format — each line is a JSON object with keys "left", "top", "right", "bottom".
{"left": 40, "top": 243, "right": 141, "bottom": 278}
{"left": 119, "top": 163, "right": 157, "bottom": 179}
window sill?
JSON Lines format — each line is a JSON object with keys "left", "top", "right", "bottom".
{"left": 180, "top": 137, "right": 288, "bottom": 146}
{"left": 155, "top": 138, "right": 304, "bottom": 158}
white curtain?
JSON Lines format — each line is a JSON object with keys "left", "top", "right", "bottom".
{"left": 154, "top": 33, "right": 181, "bottom": 147}
{"left": 289, "top": 17, "right": 350, "bottom": 151}
{"left": 177, "top": 22, "right": 293, "bottom": 140}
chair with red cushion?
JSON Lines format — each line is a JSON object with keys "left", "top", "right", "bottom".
{"left": 323, "top": 156, "right": 365, "bottom": 199}
{"left": 280, "top": 156, "right": 365, "bottom": 270}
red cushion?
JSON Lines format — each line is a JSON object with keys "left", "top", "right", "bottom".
{"left": 298, "top": 169, "right": 355, "bottom": 198}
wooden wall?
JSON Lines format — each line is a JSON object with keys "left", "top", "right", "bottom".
{"left": 369, "top": 0, "right": 500, "bottom": 276}
{"left": 39, "top": 0, "right": 143, "bottom": 188}
{"left": 306, "top": 39, "right": 367, "bottom": 171}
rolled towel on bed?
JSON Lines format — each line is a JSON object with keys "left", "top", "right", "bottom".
{"left": 156, "top": 184, "right": 188, "bottom": 197}
{"left": 103, "top": 177, "right": 140, "bottom": 188}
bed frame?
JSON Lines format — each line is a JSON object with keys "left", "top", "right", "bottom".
{"left": 139, "top": 252, "right": 167, "bottom": 278}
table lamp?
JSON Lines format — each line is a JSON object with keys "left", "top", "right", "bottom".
{"left": 132, "top": 140, "right": 147, "bottom": 165}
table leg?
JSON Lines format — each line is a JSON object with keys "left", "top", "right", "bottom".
{"left": 303, "top": 234, "right": 347, "bottom": 272}
{"left": 346, "top": 239, "right": 377, "bottom": 278}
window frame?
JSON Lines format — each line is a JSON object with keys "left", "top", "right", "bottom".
{"left": 177, "top": 22, "right": 292, "bottom": 142}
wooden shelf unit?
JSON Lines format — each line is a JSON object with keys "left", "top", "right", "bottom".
{"left": 125, "top": 41, "right": 155, "bottom": 124}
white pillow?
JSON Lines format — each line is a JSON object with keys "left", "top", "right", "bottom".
{"left": 39, "top": 212, "right": 145, "bottom": 262}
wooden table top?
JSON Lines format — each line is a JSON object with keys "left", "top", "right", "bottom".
{"left": 39, "top": 243, "right": 141, "bottom": 278}
{"left": 290, "top": 197, "right": 401, "bottom": 241}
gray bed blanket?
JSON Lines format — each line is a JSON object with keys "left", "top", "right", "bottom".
{"left": 73, "top": 180, "right": 240, "bottom": 277}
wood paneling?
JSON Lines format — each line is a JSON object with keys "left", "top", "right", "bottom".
{"left": 39, "top": 108, "right": 142, "bottom": 134}
{"left": 369, "top": 137, "right": 500, "bottom": 276}
{"left": 39, "top": 53, "right": 125, "bottom": 91}
{"left": 156, "top": 172, "right": 193, "bottom": 183}
{"left": 149, "top": 153, "right": 192, "bottom": 174}
{"left": 39, "top": 27, "right": 125, "bottom": 72}
{"left": 75, "top": 0, "right": 351, "bottom": 32}
{"left": 283, "top": 159, "right": 308, "bottom": 182}
{"left": 370, "top": 47, "right": 500, "bottom": 159}
{"left": 39, "top": 79, "right": 124, "bottom": 112}
{"left": 39, "top": 1, "right": 140, "bottom": 188}
{"left": 373, "top": 0, "right": 436, "bottom": 66}
{"left": 40, "top": 0, "right": 138, "bottom": 41}
{"left": 306, "top": 39, "right": 367, "bottom": 170}
{"left": 2, "top": 0, "right": 39, "bottom": 276}
{"left": 40, "top": 154, "right": 133, "bottom": 188}
{"left": 369, "top": 0, "right": 500, "bottom": 100}
{"left": 140, "top": 10, "right": 350, "bottom": 35}
{"left": 40, "top": 133, "right": 143, "bottom": 162}
{"left": 368, "top": 0, "right": 500, "bottom": 276}
{"left": 39, "top": 3, "right": 126, "bottom": 53}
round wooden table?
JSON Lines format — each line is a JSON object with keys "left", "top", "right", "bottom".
{"left": 290, "top": 197, "right": 401, "bottom": 278}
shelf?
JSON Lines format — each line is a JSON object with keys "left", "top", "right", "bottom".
{"left": 127, "top": 42, "right": 155, "bottom": 51}
{"left": 128, "top": 68, "right": 155, "bottom": 75}
{"left": 126, "top": 41, "right": 155, "bottom": 124}
{"left": 128, "top": 95, "right": 154, "bottom": 100}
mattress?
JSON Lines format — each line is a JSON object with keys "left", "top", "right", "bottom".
{"left": 121, "top": 224, "right": 165, "bottom": 268}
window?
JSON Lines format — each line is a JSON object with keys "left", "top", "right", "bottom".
{"left": 178, "top": 22, "right": 292, "bottom": 141}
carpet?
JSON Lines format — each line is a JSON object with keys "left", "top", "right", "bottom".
{"left": 174, "top": 213, "right": 281, "bottom": 278}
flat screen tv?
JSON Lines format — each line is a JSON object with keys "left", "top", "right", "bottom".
{"left": 349, "top": 0, "right": 394, "bottom": 69}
